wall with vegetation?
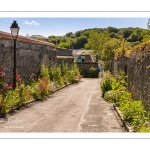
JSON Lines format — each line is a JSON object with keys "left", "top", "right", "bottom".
{"left": 110, "top": 44, "right": 150, "bottom": 111}
{"left": 0, "top": 32, "right": 67, "bottom": 84}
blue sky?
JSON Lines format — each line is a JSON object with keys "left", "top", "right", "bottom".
{"left": 0, "top": 18, "right": 149, "bottom": 38}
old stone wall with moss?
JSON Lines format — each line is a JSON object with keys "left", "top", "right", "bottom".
{"left": 0, "top": 31, "right": 75, "bottom": 84}
{"left": 0, "top": 31, "right": 57, "bottom": 84}
{"left": 110, "top": 47, "right": 150, "bottom": 111}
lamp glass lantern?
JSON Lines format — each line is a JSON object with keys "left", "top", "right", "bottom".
{"left": 10, "top": 21, "right": 20, "bottom": 39}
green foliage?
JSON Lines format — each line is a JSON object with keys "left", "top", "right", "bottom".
{"left": 71, "top": 63, "right": 80, "bottom": 76}
{"left": 80, "top": 67, "right": 98, "bottom": 78}
{"left": 89, "top": 67, "right": 98, "bottom": 78}
{"left": 104, "top": 90, "right": 116, "bottom": 103}
{"left": 67, "top": 71, "right": 76, "bottom": 83}
{"left": 100, "top": 72, "right": 116, "bottom": 97}
{"left": 60, "top": 61, "right": 69, "bottom": 82}
{"left": 111, "top": 70, "right": 128, "bottom": 90}
{"left": 1, "top": 90, "right": 20, "bottom": 114}
{"left": 75, "top": 36, "right": 88, "bottom": 49}
{"left": 49, "top": 64, "right": 64, "bottom": 87}
{"left": 80, "top": 69, "right": 88, "bottom": 78}
{"left": 57, "top": 41, "right": 70, "bottom": 49}
{"left": 119, "top": 100, "right": 150, "bottom": 132}
{"left": 39, "top": 65, "right": 50, "bottom": 80}
{"left": 49, "top": 62, "right": 80, "bottom": 86}
{"left": 107, "top": 26, "right": 119, "bottom": 33}
{"left": 104, "top": 90, "right": 131, "bottom": 105}
{"left": 47, "top": 26, "right": 150, "bottom": 67}
{"left": 0, "top": 63, "right": 80, "bottom": 117}
{"left": 103, "top": 61, "right": 110, "bottom": 71}
{"left": 101, "top": 71, "right": 150, "bottom": 132}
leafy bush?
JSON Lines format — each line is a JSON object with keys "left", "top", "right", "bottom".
{"left": 79, "top": 67, "right": 98, "bottom": 78}
{"left": 104, "top": 90, "right": 116, "bottom": 103}
{"left": 119, "top": 100, "right": 150, "bottom": 132}
{"left": 70, "top": 63, "right": 80, "bottom": 77}
{"left": 61, "top": 61, "right": 69, "bottom": 79}
{"left": 89, "top": 67, "right": 98, "bottom": 78}
{"left": 49, "top": 64, "right": 64, "bottom": 87}
{"left": 101, "top": 76, "right": 116, "bottom": 97}
{"left": 39, "top": 65, "right": 50, "bottom": 79}
{"left": 68, "top": 71, "right": 76, "bottom": 83}
{"left": 104, "top": 90, "right": 131, "bottom": 105}
{"left": 112, "top": 70, "right": 128, "bottom": 90}
{"left": 102, "top": 71, "right": 150, "bottom": 132}
{"left": 80, "top": 69, "right": 88, "bottom": 78}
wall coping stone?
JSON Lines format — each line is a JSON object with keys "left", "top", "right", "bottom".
{"left": 0, "top": 31, "right": 56, "bottom": 48}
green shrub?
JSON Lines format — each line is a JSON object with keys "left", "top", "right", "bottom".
{"left": 49, "top": 65, "right": 64, "bottom": 87}
{"left": 114, "top": 90, "right": 132, "bottom": 107}
{"left": 80, "top": 69, "right": 88, "bottom": 78}
{"left": 102, "top": 71, "right": 150, "bottom": 132}
{"left": 89, "top": 67, "right": 98, "bottom": 78}
{"left": 39, "top": 65, "right": 50, "bottom": 79}
{"left": 61, "top": 61, "right": 69, "bottom": 78}
{"left": 79, "top": 67, "right": 98, "bottom": 78}
{"left": 112, "top": 70, "right": 128, "bottom": 90}
{"left": 101, "top": 76, "right": 116, "bottom": 97}
{"left": 119, "top": 100, "right": 150, "bottom": 132}
{"left": 104, "top": 90, "right": 131, "bottom": 105}
{"left": 68, "top": 71, "right": 76, "bottom": 83}
{"left": 104, "top": 90, "right": 116, "bottom": 103}
{"left": 71, "top": 63, "right": 80, "bottom": 76}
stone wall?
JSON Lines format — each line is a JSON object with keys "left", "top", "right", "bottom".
{"left": 76, "top": 62, "right": 98, "bottom": 77}
{"left": 110, "top": 56, "right": 128, "bottom": 77}
{"left": 0, "top": 31, "right": 57, "bottom": 84}
{"left": 57, "top": 48, "right": 73, "bottom": 56}
{"left": 55, "top": 48, "right": 74, "bottom": 65}
{"left": 110, "top": 48, "right": 150, "bottom": 111}
{"left": 128, "top": 50, "right": 150, "bottom": 110}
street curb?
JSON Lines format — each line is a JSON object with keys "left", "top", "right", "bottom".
{"left": 113, "top": 104, "right": 133, "bottom": 133}
{"left": 6, "top": 80, "right": 81, "bottom": 116}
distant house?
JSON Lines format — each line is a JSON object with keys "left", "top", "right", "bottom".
{"left": 72, "top": 50, "right": 94, "bottom": 62}
{"left": 72, "top": 50, "right": 103, "bottom": 64}
{"left": 29, "top": 35, "right": 48, "bottom": 40}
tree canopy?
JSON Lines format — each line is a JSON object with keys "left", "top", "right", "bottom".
{"left": 38, "top": 19, "right": 150, "bottom": 63}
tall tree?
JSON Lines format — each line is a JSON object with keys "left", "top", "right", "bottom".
{"left": 85, "top": 31, "right": 111, "bottom": 60}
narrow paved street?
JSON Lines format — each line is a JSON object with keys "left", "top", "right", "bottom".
{"left": 0, "top": 78, "right": 126, "bottom": 132}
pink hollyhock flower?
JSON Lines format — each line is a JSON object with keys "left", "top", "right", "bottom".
{"left": 0, "top": 71, "right": 5, "bottom": 77}
{"left": 4, "top": 84, "right": 8, "bottom": 88}
{"left": 10, "top": 83, "right": 14, "bottom": 87}
{"left": 16, "top": 74, "right": 21, "bottom": 80}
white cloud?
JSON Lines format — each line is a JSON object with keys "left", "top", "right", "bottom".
{"left": 23, "top": 20, "right": 40, "bottom": 25}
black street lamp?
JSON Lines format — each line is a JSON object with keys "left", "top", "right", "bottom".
{"left": 10, "top": 21, "right": 20, "bottom": 89}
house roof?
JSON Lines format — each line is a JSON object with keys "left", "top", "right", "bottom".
{"left": 74, "top": 54, "right": 94, "bottom": 62}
